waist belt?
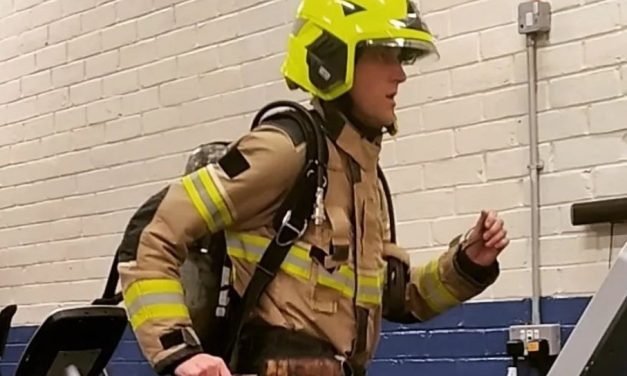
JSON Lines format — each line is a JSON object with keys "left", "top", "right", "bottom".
{"left": 231, "top": 318, "right": 365, "bottom": 376}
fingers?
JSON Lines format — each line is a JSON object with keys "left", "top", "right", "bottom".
{"left": 479, "top": 210, "right": 509, "bottom": 249}
{"left": 474, "top": 210, "right": 488, "bottom": 231}
{"left": 485, "top": 227, "right": 507, "bottom": 249}
{"left": 494, "top": 237, "right": 510, "bottom": 250}
{"left": 482, "top": 210, "right": 497, "bottom": 230}
{"left": 482, "top": 211, "right": 500, "bottom": 236}
{"left": 483, "top": 218, "right": 503, "bottom": 241}
{"left": 175, "top": 353, "right": 231, "bottom": 376}
{"left": 185, "top": 362, "right": 204, "bottom": 376}
{"left": 219, "top": 360, "right": 233, "bottom": 376}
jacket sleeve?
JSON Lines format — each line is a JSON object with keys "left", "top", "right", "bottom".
{"left": 378, "top": 182, "right": 499, "bottom": 323}
{"left": 116, "top": 125, "right": 305, "bottom": 374}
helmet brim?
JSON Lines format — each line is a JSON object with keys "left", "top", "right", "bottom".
{"left": 358, "top": 38, "right": 439, "bottom": 65}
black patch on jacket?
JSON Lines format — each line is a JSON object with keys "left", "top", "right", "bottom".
{"left": 160, "top": 330, "right": 185, "bottom": 350}
{"left": 218, "top": 147, "right": 250, "bottom": 179}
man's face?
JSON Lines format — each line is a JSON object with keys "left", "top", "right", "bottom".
{"left": 349, "top": 46, "right": 407, "bottom": 130}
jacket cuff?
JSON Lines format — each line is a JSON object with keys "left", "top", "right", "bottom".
{"left": 153, "top": 327, "right": 204, "bottom": 375}
{"left": 453, "top": 240, "right": 500, "bottom": 288}
{"left": 155, "top": 345, "right": 203, "bottom": 375}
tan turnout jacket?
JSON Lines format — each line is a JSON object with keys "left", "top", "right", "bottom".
{"left": 117, "top": 100, "right": 498, "bottom": 373}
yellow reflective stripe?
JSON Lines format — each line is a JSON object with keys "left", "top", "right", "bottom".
{"left": 226, "top": 232, "right": 311, "bottom": 279}
{"left": 417, "top": 260, "right": 460, "bottom": 313}
{"left": 129, "top": 303, "right": 189, "bottom": 330}
{"left": 198, "top": 167, "right": 233, "bottom": 227}
{"left": 358, "top": 273, "right": 382, "bottom": 287}
{"left": 320, "top": 265, "right": 383, "bottom": 305}
{"left": 318, "top": 273, "right": 352, "bottom": 296}
{"left": 123, "top": 279, "right": 188, "bottom": 330}
{"left": 228, "top": 244, "right": 260, "bottom": 263}
{"left": 182, "top": 175, "right": 217, "bottom": 232}
{"left": 288, "top": 245, "right": 310, "bottom": 263}
{"left": 429, "top": 260, "right": 460, "bottom": 310}
{"left": 358, "top": 293, "right": 382, "bottom": 305}
{"left": 235, "top": 233, "right": 310, "bottom": 262}
{"left": 124, "top": 279, "right": 184, "bottom": 308}
{"left": 181, "top": 166, "right": 233, "bottom": 233}
{"left": 282, "top": 262, "right": 310, "bottom": 280}
{"left": 357, "top": 270, "right": 384, "bottom": 305}
{"left": 226, "top": 232, "right": 384, "bottom": 306}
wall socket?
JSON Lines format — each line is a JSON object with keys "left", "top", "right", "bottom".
{"left": 509, "top": 324, "right": 561, "bottom": 356}
{"left": 518, "top": 1, "right": 551, "bottom": 34}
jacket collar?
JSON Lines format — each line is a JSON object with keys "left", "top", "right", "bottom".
{"left": 311, "top": 98, "right": 381, "bottom": 172}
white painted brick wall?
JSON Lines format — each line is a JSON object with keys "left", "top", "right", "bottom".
{"left": 422, "top": 33, "right": 480, "bottom": 73}
{"left": 538, "top": 41, "right": 584, "bottom": 79}
{"left": 101, "top": 21, "right": 137, "bottom": 51}
{"left": 156, "top": 27, "right": 197, "bottom": 59}
{"left": 31, "top": 0, "right": 63, "bottom": 28}
{"left": 455, "top": 117, "right": 522, "bottom": 155}
{"left": 549, "top": 68, "right": 622, "bottom": 108}
{"left": 450, "top": 56, "right": 515, "bottom": 96}
{"left": 2, "top": 0, "right": 627, "bottom": 325}
{"left": 449, "top": 0, "right": 515, "bottom": 35}
{"left": 538, "top": 106, "right": 589, "bottom": 142}
{"left": 423, "top": 155, "right": 484, "bottom": 188}
{"left": 549, "top": 1, "right": 621, "bottom": 44}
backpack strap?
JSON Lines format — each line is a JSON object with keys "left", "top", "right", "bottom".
{"left": 263, "top": 115, "right": 306, "bottom": 147}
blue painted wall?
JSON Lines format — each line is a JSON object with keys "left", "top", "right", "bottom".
{"left": 0, "top": 297, "right": 590, "bottom": 376}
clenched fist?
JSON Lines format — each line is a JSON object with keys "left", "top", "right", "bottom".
{"left": 174, "top": 353, "right": 232, "bottom": 376}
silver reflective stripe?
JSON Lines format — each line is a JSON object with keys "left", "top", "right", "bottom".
{"left": 226, "top": 232, "right": 383, "bottom": 305}
{"left": 189, "top": 170, "right": 225, "bottom": 230}
{"left": 226, "top": 234, "right": 310, "bottom": 272}
{"left": 320, "top": 267, "right": 352, "bottom": 287}
{"left": 319, "top": 266, "right": 383, "bottom": 304}
{"left": 126, "top": 293, "right": 185, "bottom": 319}
{"left": 226, "top": 234, "right": 261, "bottom": 258}
{"left": 358, "top": 285, "right": 381, "bottom": 297}
{"left": 357, "top": 275, "right": 383, "bottom": 304}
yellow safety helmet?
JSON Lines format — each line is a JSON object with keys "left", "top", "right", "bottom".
{"left": 281, "top": 0, "right": 438, "bottom": 101}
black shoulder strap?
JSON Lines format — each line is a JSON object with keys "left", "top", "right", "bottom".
{"left": 263, "top": 114, "right": 306, "bottom": 147}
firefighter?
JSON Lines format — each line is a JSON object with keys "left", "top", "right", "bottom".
{"left": 117, "top": 1, "right": 510, "bottom": 375}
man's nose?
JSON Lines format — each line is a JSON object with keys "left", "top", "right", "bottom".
{"left": 392, "top": 62, "right": 407, "bottom": 83}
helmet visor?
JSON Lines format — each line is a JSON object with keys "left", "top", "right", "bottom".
{"left": 358, "top": 38, "right": 439, "bottom": 65}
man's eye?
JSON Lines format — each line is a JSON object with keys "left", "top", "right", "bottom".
{"left": 376, "top": 49, "right": 397, "bottom": 62}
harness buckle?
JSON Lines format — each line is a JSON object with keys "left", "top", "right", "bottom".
{"left": 276, "top": 210, "right": 308, "bottom": 246}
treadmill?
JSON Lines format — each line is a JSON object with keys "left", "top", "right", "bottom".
{"left": 547, "top": 240, "right": 627, "bottom": 375}
{"left": 0, "top": 304, "right": 18, "bottom": 375}
{"left": 13, "top": 305, "right": 127, "bottom": 376}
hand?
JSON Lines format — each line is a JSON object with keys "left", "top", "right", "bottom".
{"left": 174, "top": 353, "right": 232, "bottom": 376}
{"left": 462, "top": 210, "right": 509, "bottom": 267}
